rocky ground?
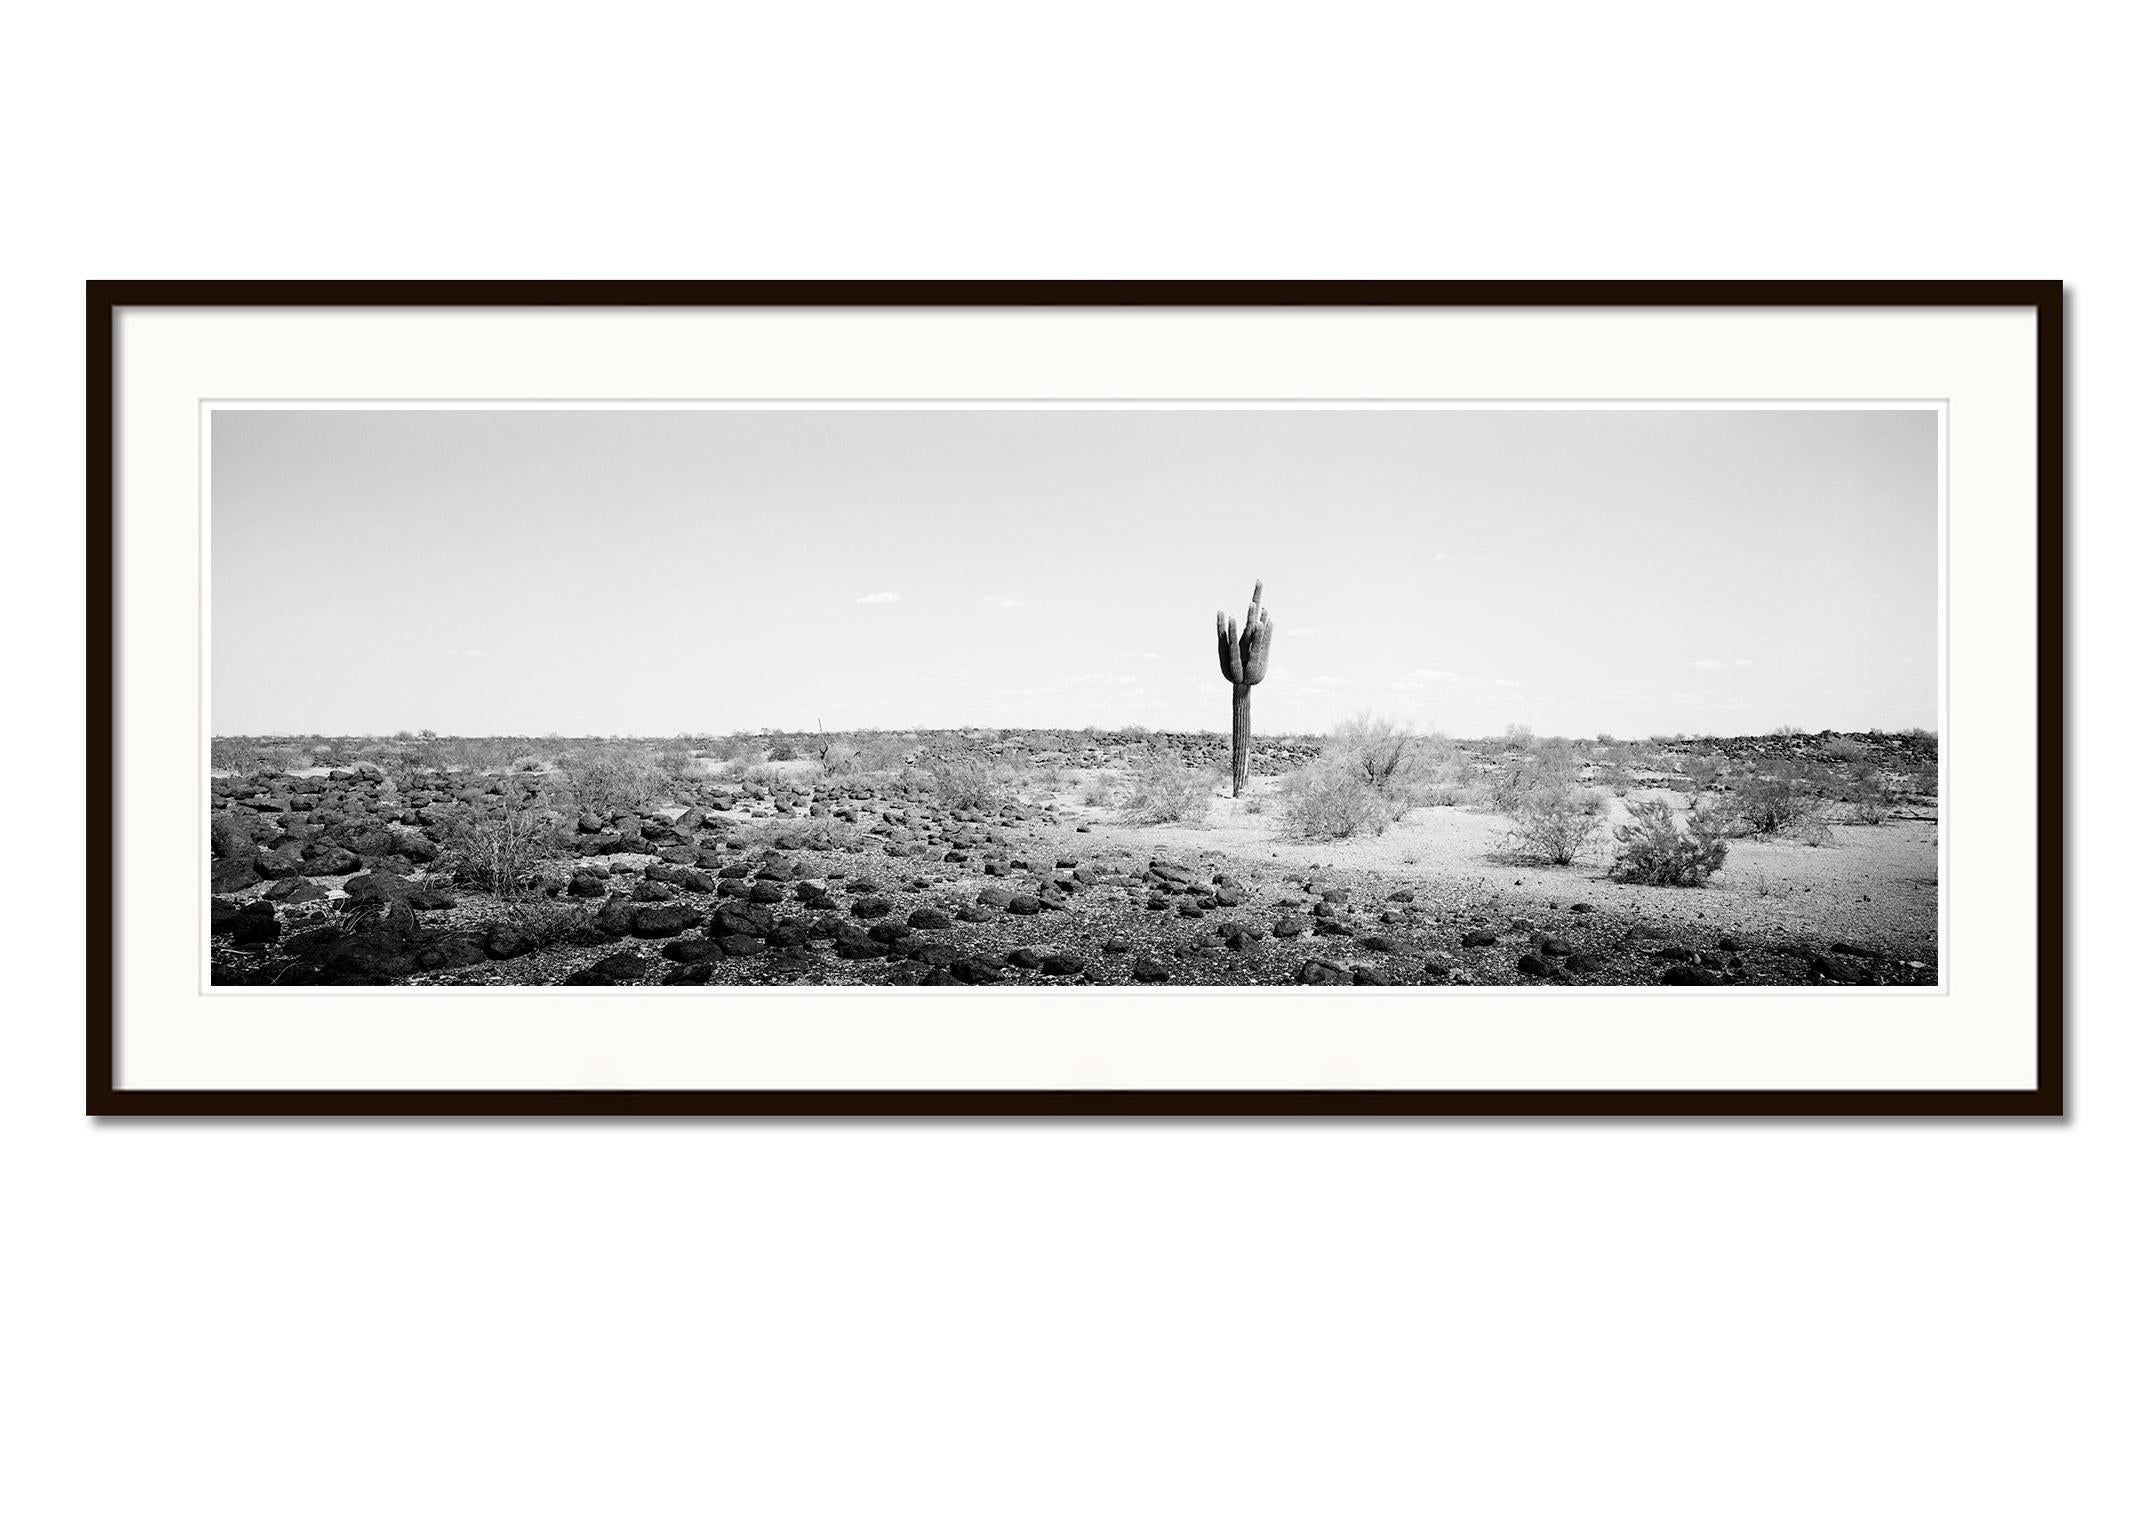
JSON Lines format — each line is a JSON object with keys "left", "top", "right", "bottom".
{"left": 207, "top": 736, "right": 1940, "bottom": 988}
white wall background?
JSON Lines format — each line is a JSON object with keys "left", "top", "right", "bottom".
{"left": 4, "top": 4, "right": 2138, "bottom": 1534}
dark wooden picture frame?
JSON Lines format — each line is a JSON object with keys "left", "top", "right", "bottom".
{"left": 87, "top": 280, "right": 2065, "bottom": 1117}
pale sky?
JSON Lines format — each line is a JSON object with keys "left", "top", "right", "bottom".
{"left": 211, "top": 407, "right": 1940, "bottom": 739}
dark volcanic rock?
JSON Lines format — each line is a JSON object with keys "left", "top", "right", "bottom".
{"left": 210, "top": 898, "right": 280, "bottom": 947}
{"left": 210, "top": 856, "right": 261, "bottom": 894}
{"left": 593, "top": 894, "right": 635, "bottom": 936}
{"left": 711, "top": 902, "right": 777, "bottom": 938}
{"left": 568, "top": 950, "right": 653, "bottom": 985}
{"left": 630, "top": 903, "right": 699, "bottom": 938}
{"left": 414, "top": 936, "right": 488, "bottom": 972}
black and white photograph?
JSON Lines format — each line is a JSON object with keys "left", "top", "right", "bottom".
{"left": 22, "top": 13, "right": 2134, "bottom": 1538}
{"left": 205, "top": 403, "right": 1944, "bottom": 992}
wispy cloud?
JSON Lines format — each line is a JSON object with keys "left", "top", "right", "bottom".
{"left": 457, "top": 648, "right": 489, "bottom": 658}
{"left": 1393, "top": 669, "right": 1462, "bottom": 691}
{"left": 1286, "top": 626, "right": 1328, "bottom": 637}
{"left": 854, "top": 592, "right": 900, "bottom": 605}
{"left": 1069, "top": 672, "right": 1138, "bottom": 686}
{"left": 1692, "top": 659, "right": 1754, "bottom": 671}
{"left": 980, "top": 594, "right": 1027, "bottom": 609}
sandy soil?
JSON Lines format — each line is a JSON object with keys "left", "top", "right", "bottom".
{"left": 1043, "top": 772, "right": 1940, "bottom": 958}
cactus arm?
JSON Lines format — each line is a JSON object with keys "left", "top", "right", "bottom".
{"left": 1240, "top": 579, "right": 1272, "bottom": 686}
{"left": 1216, "top": 611, "right": 1244, "bottom": 684}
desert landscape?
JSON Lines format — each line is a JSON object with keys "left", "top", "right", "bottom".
{"left": 207, "top": 407, "right": 1942, "bottom": 989}
{"left": 207, "top": 718, "right": 1939, "bottom": 988}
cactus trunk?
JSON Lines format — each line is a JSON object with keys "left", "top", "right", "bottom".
{"left": 1231, "top": 682, "right": 1253, "bottom": 797}
{"left": 1215, "top": 579, "right": 1272, "bottom": 801}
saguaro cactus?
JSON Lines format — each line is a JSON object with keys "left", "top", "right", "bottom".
{"left": 1215, "top": 579, "right": 1274, "bottom": 797}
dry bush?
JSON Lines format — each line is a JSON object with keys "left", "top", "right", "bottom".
{"left": 1277, "top": 758, "right": 1401, "bottom": 839}
{"left": 1024, "top": 761, "right": 1072, "bottom": 795}
{"left": 1119, "top": 752, "right": 1214, "bottom": 825}
{"left": 552, "top": 744, "right": 673, "bottom": 815}
{"left": 927, "top": 756, "right": 1010, "bottom": 812}
{"left": 1725, "top": 761, "right": 1830, "bottom": 840}
{"left": 1682, "top": 755, "right": 1727, "bottom": 804}
{"left": 1591, "top": 745, "right": 1636, "bottom": 793}
{"left": 739, "top": 763, "right": 798, "bottom": 795}
{"left": 1837, "top": 765, "right": 1894, "bottom": 825}
{"left": 1500, "top": 788, "right": 1608, "bottom": 866}
{"left": 1329, "top": 714, "right": 1428, "bottom": 793}
{"left": 441, "top": 805, "right": 568, "bottom": 899}
{"left": 1609, "top": 798, "right": 1732, "bottom": 886}
{"left": 1276, "top": 715, "right": 1441, "bottom": 838}
{"left": 211, "top": 738, "right": 265, "bottom": 774}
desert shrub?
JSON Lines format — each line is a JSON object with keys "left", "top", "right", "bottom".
{"left": 1501, "top": 788, "right": 1608, "bottom": 866}
{"left": 1078, "top": 773, "right": 1119, "bottom": 807}
{"left": 739, "top": 762, "right": 798, "bottom": 794}
{"left": 846, "top": 736, "right": 913, "bottom": 774}
{"left": 553, "top": 744, "right": 673, "bottom": 815}
{"left": 1274, "top": 716, "right": 1439, "bottom": 838}
{"left": 927, "top": 756, "right": 1009, "bottom": 812}
{"left": 1477, "top": 761, "right": 1549, "bottom": 816}
{"left": 1836, "top": 765, "right": 1894, "bottom": 825}
{"left": 1119, "top": 752, "right": 1214, "bottom": 825}
{"left": 1592, "top": 745, "right": 1636, "bottom": 793}
{"left": 1412, "top": 778, "right": 1472, "bottom": 807}
{"left": 211, "top": 738, "right": 265, "bottom": 774}
{"left": 1682, "top": 755, "right": 1726, "bottom": 800}
{"left": 1277, "top": 758, "right": 1401, "bottom": 839}
{"left": 1329, "top": 714, "right": 1434, "bottom": 794}
{"left": 1725, "top": 760, "right": 1829, "bottom": 839}
{"left": 1609, "top": 798, "right": 1732, "bottom": 886}
{"left": 441, "top": 805, "right": 567, "bottom": 899}
{"left": 1025, "top": 761, "right": 1072, "bottom": 795}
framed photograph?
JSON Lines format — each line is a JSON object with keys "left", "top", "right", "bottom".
{"left": 90, "top": 281, "right": 2063, "bottom": 1115}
